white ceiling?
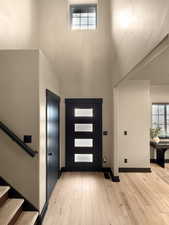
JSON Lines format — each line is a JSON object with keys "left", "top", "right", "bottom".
{"left": 131, "top": 46, "right": 169, "bottom": 85}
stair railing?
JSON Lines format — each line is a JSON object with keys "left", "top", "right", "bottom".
{"left": 0, "top": 121, "right": 38, "bottom": 157}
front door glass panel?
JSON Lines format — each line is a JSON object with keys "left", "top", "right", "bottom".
{"left": 74, "top": 154, "right": 93, "bottom": 163}
{"left": 74, "top": 139, "right": 93, "bottom": 147}
{"left": 75, "top": 124, "right": 93, "bottom": 132}
{"left": 74, "top": 108, "right": 93, "bottom": 117}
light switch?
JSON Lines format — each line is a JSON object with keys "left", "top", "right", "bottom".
{"left": 103, "top": 131, "right": 108, "bottom": 136}
{"left": 24, "top": 135, "right": 32, "bottom": 143}
{"left": 124, "top": 131, "right": 128, "bottom": 135}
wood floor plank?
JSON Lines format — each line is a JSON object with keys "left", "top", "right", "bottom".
{"left": 43, "top": 164, "right": 169, "bottom": 225}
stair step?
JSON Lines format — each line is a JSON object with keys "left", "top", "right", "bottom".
{"left": 0, "top": 198, "right": 24, "bottom": 225}
{"left": 0, "top": 186, "right": 10, "bottom": 199}
{"left": 15, "top": 212, "right": 39, "bottom": 225}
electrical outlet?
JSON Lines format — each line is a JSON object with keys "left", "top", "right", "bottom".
{"left": 124, "top": 158, "right": 128, "bottom": 163}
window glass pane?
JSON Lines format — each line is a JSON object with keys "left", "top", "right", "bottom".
{"left": 75, "top": 108, "right": 93, "bottom": 117}
{"left": 167, "top": 105, "right": 169, "bottom": 115}
{"left": 70, "top": 5, "right": 97, "bottom": 30}
{"left": 152, "top": 105, "right": 158, "bottom": 114}
{"left": 152, "top": 104, "right": 167, "bottom": 137}
{"left": 88, "top": 17, "right": 96, "bottom": 24}
{"left": 72, "top": 18, "right": 80, "bottom": 24}
{"left": 88, "top": 12, "right": 96, "bottom": 17}
{"left": 75, "top": 154, "right": 93, "bottom": 162}
{"left": 73, "top": 13, "right": 80, "bottom": 18}
{"left": 72, "top": 8, "right": 82, "bottom": 14}
{"left": 152, "top": 123, "right": 157, "bottom": 129}
{"left": 167, "top": 115, "right": 169, "bottom": 122}
{"left": 160, "top": 126, "right": 166, "bottom": 137}
{"left": 74, "top": 139, "right": 93, "bottom": 147}
{"left": 81, "top": 17, "right": 88, "bottom": 24}
{"left": 75, "top": 124, "right": 93, "bottom": 132}
{"left": 159, "top": 115, "right": 165, "bottom": 124}
{"left": 89, "top": 7, "right": 95, "bottom": 12}
{"left": 159, "top": 124, "right": 165, "bottom": 129}
{"left": 81, "top": 13, "right": 88, "bottom": 17}
{"left": 80, "top": 8, "right": 87, "bottom": 14}
{"left": 159, "top": 105, "right": 165, "bottom": 114}
{"left": 88, "top": 7, "right": 96, "bottom": 17}
{"left": 167, "top": 125, "right": 169, "bottom": 136}
{"left": 152, "top": 115, "right": 158, "bottom": 125}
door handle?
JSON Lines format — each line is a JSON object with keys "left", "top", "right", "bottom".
{"left": 48, "top": 152, "right": 53, "bottom": 156}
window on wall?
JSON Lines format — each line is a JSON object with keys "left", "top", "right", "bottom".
{"left": 70, "top": 4, "right": 97, "bottom": 30}
{"left": 152, "top": 104, "right": 169, "bottom": 138}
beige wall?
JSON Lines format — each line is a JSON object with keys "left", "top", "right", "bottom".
{"left": 0, "top": 0, "right": 61, "bottom": 213}
{"left": 151, "top": 85, "right": 169, "bottom": 103}
{"left": 0, "top": 50, "right": 60, "bottom": 213}
{"left": 118, "top": 80, "right": 150, "bottom": 168}
{"left": 0, "top": 0, "right": 39, "bottom": 49}
{"left": 0, "top": 50, "right": 39, "bottom": 208}
{"left": 111, "top": 0, "right": 169, "bottom": 83}
{"left": 40, "top": 0, "right": 114, "bottom": 167}
{"left": 39, "top": 51, "right": 60, "bottom": 212}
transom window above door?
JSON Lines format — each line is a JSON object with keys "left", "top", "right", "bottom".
{"left": 70, "top": 4, "right": 97, "bottom": 30}
{"left": 152, "top": 104, "right": 169, "bottom": 138}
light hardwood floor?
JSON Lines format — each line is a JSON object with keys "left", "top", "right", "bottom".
{"left": 43, "top": 164, "right": 169, "bottom": 225}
